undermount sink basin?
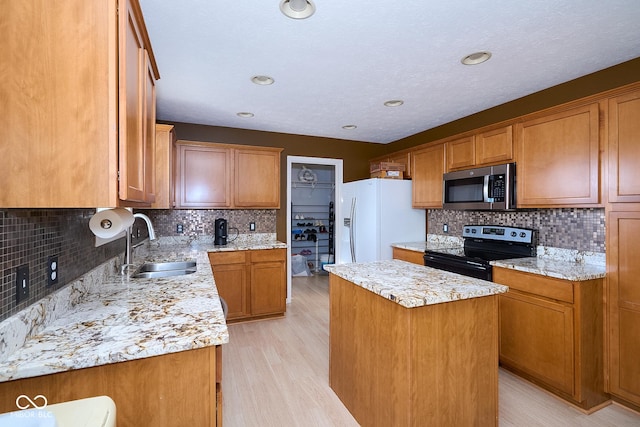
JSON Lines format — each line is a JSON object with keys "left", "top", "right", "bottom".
{"left": 131, "top": 261, "right": 197, "bottom": 279}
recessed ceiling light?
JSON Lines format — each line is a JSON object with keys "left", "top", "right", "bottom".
{"left": 280, "top": 0, "right": 316, "bottom": 19}
{"left": 251, "top": 75, "right": 275, "bottom": 85}
{"left": 384, "top": 100, "right": 404, "bottom": 107}
{"left": 461, "top": 51, "right": 492, "bottom": 65}
{"left": 237, "top": 112, "right": 254, "bottom": 118}
{"left": 342, "top": 125, "right": 357, "bottom": 130}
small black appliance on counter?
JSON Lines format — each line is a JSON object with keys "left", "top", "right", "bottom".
{"left": 214, "top": 218, "right": 228, "bottom": 245}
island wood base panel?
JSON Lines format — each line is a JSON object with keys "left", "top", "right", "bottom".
{"left": 0, "top": 346, "right": 221, "bottom": 427}
{"left": 329, "top": 274, "right": 499, "bottom": 426}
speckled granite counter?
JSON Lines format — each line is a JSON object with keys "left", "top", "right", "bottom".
{"left": 393, "top": 237, "right": 605, "bottom": 282}
{"left": 324, "top": 259, "right": 508, "bottom": 308}
{"left": 490, "top": 246, "right": 605, "bottom": 281}
{"left": 0, "top": 234, "right": 286, "bottom": 383}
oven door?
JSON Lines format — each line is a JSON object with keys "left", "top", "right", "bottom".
{"left": 424, "top": 252, "right": 492, "bottom": 281}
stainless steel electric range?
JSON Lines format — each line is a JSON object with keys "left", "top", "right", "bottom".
{"left": 424, "top": 225, "right": 537, "bottom": 281}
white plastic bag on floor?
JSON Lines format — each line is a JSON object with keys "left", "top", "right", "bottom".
{"left": 291, "top": 255, "right": 311, "bottom": 276}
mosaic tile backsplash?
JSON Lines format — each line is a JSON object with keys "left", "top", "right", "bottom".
{"left": 0, "top": 210, "right": 123, "bottom": 322}
{"left": 145, "top": 209, "right": 277, "bottom": 237}
{"left": 427, "top": 208, "right": 605, "bottom": 253}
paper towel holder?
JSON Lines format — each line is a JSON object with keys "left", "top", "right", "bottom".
{"left": 92, "top": 208, "right": 132, "bottom": 247}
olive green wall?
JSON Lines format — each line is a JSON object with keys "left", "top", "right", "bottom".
{"left": 163, "top": 56, "right": 640, "bottom": 240}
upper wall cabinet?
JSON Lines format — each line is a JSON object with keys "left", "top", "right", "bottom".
{"left": 151, "top": 124, "right": 176, "bottom": 209}
{"left": 411, "top": 143, "right": 446, "bottom": 208}
{"left": 175, "top": 141, "right": 282, "bottom": 209}
{"left": 446, "top": 125, "right": 514, "bottom": 172}
{"left": 0, "top": 0, "right": 158, "bottom": 208}
{"left": 369, "top": 150, "right": 412, "bottom": 178}
{"left": 608, "top": 89, "right": 640, "bottom": 203}
{"left": 515, "top": 104, "right": 600, "bottom": 207}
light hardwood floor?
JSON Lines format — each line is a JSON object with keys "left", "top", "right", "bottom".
{"left": 222, "top": 275, "right": 640, "bottom": 426}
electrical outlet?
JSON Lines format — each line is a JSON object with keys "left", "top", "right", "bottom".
{"left": 15, "top": 264, "right": 29, "bottom": 303}
{"left": 176, "top": 224, "right": 184, "bottom": 234}
{"left": 443, "top": 223, "right": 448, "bottom": 233}
{"left": 250, "top": 222, "right": 256, "bottom": 231}
{"left": 47, "top": 255, "right": 59, "bottom": 287}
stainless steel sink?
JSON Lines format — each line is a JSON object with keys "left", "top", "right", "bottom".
{"left": 131, "top": 261, "right": 197, "bottom": 279}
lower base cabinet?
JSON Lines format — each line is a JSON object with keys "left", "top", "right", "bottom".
{"left": 0, "top": 346, "right": 222, "bottom": 427}
{"left": 494, "top": 267, "right": 608, "bottom": 411}
{"left": 209, "top": 249, "right": 286, "bottom": 322}
{"left": 392, "top": 247, "right": 425, "bottom": 265}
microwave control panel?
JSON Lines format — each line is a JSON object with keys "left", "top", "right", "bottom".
{"left": 489, "top": 174, "right": 506, "bottom": 201}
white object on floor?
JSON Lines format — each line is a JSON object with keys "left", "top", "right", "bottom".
{"left": 0, "top": 396, "right": 116, "bottom": 427}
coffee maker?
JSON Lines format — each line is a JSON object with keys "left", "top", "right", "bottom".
{"left": 214, "top": 218, "right": 228, "bottom": 245}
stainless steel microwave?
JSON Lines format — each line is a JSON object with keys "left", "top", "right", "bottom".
{"left": 442, "top": 162, "right": 516, "bottom": 210}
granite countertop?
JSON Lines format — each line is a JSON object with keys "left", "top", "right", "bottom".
{"left": 324, "top": 260, "right": 508, "bottom": 308}
{"left": 490, "top": 256, "right": 605, "bottom": 281}
{"left": 393, "top": 237, "right": 606, "bottom": 282}
{"left": 0, "top": 235, "right": 285, "bottom": 383}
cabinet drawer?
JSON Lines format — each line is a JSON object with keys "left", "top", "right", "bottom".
{"left": 493, "top": 267, "right": 573, "bottom": 303}
{"left": 208, "top": 251, "right": 247, "bottom": 265}
{"left": 250, "top": 248, "right": 286, "bottom": 263}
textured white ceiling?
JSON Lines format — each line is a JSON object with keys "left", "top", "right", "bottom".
{"left": 139, "top": 0, "right": 640, "bottom": 144}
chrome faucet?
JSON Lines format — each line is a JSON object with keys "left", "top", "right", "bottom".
{"left": 121, "top": 213, "right": 157, "bottom": 275}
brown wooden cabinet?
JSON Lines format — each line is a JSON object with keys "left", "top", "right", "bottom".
{"left": 606, "top": 210, "right": 640, "bottom": 410}
{"left": 446, "top": 126, "right": 513, "bottom": 171}
{"left": 608, "top": 90, "right": 640, "bottom": 203}
{"left": 370, "top": 150, "right": 412, "bottom": 178}
{"left": 0, "top": 0, "right": 158, "bottom": 208}
{"left": 209, "top": 249, "right": 286, "bottom": 322}
{"left": 175, "top": 141, "right": 282, "bottom": 209}
{"left": 411, "top": 143, "right": 446, "bottom": 208}
{"left": 0, "top": 346, "right": 221, "bottom": 427}
{"left": 151, "top": 124, "right": 176, "bottom": 209}
{"left": 494, "top": 267, "right": 607, "bottom": 410}
{"left": 234, "top": 147, "right": 282, "bottom": 207}
{"left": 392, "top": 247, "right": 425, "bottom": 265}
{"left": 175, "top": 141, "right": 233, "bottom": 208}
{"left": 515, "top": 104, "right": 600, "bottom": 207}
{"left": 208, "top": 251, "right": 249, "bottom": 320}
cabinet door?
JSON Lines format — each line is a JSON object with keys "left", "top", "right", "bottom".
{"left": 608, "top": 211, "right": 640, "bottom": 406}
{"left": 0, "top": 0, "right": 117, "bottom": 208}
{"left": 412, "top": 143, "right": 445, "bottom": 208}
{"left": 446, "top": 136, "right": 475, "bottom": 171}
{"left": 249, "top": 250, "right": 286, "bottom": 316}
{"left": 234, "top": 148, "right": 281, "bottom": 208}
{"left": 175, "top": 143, "right": 232, "bottom": 208}
{"left": 118, "top": 0, "right": 147, "bottom": 202}
{"left": 152, "top": 124, "right": 175, "bottom": 209}
{"left": 142, "top": 50, "right": 156, "bottom": 204}
{"left": 476, "top": 125, "right": 513, "bottom": 165}
{"left": 609, "top": 90, "right": 640, "bottom": 202}
{"left": 209, "top": 252, "right": 249, "bottom": 321}
{"left": 499, "top": 291, "right": 575, "bottom": 395}
{"left": 516, "top": 104, "right": 600, "bottom": 207}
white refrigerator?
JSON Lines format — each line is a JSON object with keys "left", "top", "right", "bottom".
{"left": 338, "top": 178, "right": 425, "bottom": 264}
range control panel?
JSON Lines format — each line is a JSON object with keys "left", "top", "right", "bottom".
{"left": 462, "top": 225, "right": 535, "bottom": 244}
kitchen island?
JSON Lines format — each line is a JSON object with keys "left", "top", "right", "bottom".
{"left": 325, "top": 260, "right": 508, "bottom": 427}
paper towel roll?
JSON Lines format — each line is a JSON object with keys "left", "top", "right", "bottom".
{"left": 89, "top": 208, "right": 135, "bottom": 239}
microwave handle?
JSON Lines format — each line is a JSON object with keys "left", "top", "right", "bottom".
{"left": 483, "top": 175, "right": 490, "bottom": 201}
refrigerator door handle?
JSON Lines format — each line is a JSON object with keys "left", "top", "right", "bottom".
{"left": 349, "top": 197, "right": 356, "bottom": 262}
